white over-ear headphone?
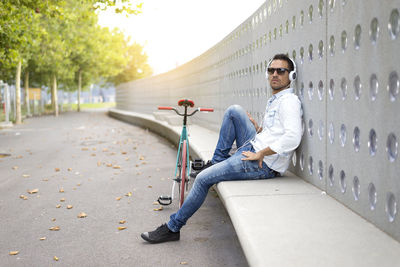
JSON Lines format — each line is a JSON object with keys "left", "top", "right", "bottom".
{"left": 265, "top": 57, "right": 297, "bottom": 82}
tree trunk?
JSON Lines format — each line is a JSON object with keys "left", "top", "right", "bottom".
{"left": 77, "top": 69, "right": 82, "bottom": 112}
{"left": 52, "top": 74, "right": 58, "bottom": 116}
{"left": 15, "top": 60, "right": 22, "bottom": 124}
{"left": 25, "top": 71, "right": 30, "bottom": 116}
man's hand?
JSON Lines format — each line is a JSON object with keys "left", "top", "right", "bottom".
{"left": 247, "top": 112, "right": 261, "bottom": 132}
{"left": 241, "top": 151, "right": 264, "bottom": 168}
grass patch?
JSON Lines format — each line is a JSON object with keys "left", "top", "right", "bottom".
{"left": 63, "top": 102, "right": 115, "bottom": 110}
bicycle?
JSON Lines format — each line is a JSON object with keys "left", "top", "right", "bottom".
{"left": 157, "top": 99, "right": 213, "bottom": 208}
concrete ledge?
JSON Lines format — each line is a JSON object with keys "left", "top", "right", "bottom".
{"left": 216, "top": 174, "right": 400, "bottom": 267}
{"left": 109, "top": 108, "right": 400, "bottom": 267}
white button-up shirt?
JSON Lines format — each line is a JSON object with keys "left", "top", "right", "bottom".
{"left": 251, "top": 88, "right": 302, "bottom": 173}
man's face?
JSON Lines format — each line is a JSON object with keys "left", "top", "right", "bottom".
{"left": 268, "top": 59, "right": 291, "bottom": 91}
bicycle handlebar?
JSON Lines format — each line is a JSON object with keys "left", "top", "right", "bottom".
{"left": 158, "top": 106, "right": 213, "bottom": 116}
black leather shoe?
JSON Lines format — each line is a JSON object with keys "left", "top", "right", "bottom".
{"left": 141, "top": 224, "right": 180, "bottom": 244}
{"left": 190, "top": 160, "right": 213, "bottom": 178}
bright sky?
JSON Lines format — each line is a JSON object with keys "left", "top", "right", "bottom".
{"left": 97, "top": 0, "right": 266, "bottom": 75}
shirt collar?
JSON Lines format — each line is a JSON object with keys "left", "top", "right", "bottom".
{"left": 268, "top": 88, "right": 294, "bottom": 104}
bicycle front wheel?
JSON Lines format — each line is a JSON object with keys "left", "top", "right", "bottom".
{"left": 179, "top": 140, "right": 187, "bottom": 208}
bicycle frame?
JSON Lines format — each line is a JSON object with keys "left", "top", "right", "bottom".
{"left": 157, "top": 100, "right": 213, "bottom": 206}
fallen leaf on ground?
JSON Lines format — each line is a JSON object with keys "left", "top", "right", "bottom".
{"left": 49, "top": 226, "right": 60, "bottom": 231}
{"left": 54, "top": 256, "right": 59, "bottom": 261}
{"left": 67, "top": 205, "right": 73, "bottom": 209}
{"left": 60, "top": 198, "right": 65, "bottom": 202}
{"left": 68, "top": 168, "right": 72, "bottom": 171}
{"left": 9, "top": 251, "right": 19, "bottom": 255}
{"left": 81, "top": 147, "right": 89, "bottom": 151}
{"left": 40, "top": 237, "right": 46, "bottom": 241}
{"left": 91, "top": 153, "right": 96, "bottom": 157}
{"left": 148, "top": 186, "right": 152, "bottom": 188}
{"left": 152, "top": 202, "right": 159, "bottom": 205}
{"left": 27, "top": 188, "right": 39, "bottom": 194}
{"left": 115, "top": 196, "right": 122, "bottom": 201}
{"left": 20, "top": 195, "right": 28, "bottom": 200}
{"left": 113, "top": 165, "right": 121, "bottom": 169}
{"left": 77, "top": 183, "right": 81, "bottom": 186}
{"left": 51, "top": 218, "right": 56, "bottom": 221}
{"left": 59, "top": 188, "right": 64, "bottom": 193}
{"left": 55, "top": 168, "right": 60, "bottom": 172}
{"left": 180, "top": 262, "right": 188, "bottom": 265}
{"left": 153, "top": 206, "right": 163, "bottom": 211}
{"left": 119, "top": 220, "right": 127, "bottom": 224}
{"left": 56, "top": 204, "right": 61, "bottom": 208}
{"left": 102, "top": 148, "right": 109, "bottom": 152}
{"left": 77, "top": 212, "right": 87, "bottom": 218}
{"left": 106, "top": 163, "right": 112, "bottom": 167}
{"left": 22, "top": 174, "right": 30, "bottom": 178}
{"left": 139, "top": 156, "right": 145, "bottom": 160}
{"left": 16, "top": 155, "right": 23, "bottom": 159}
{"left": 97, "top": 161, "right": 102, "bottom": 166}
{"left": 121, "top": 151, "right": 127, "bottom": 155}
{"left": 42, "top": 178, "right": 49, "bottom": 182}
{"left": 118, "top": 227, "right": 127, "bottom": 230}
{"left": 12, "top": 166, "right": 18, "bottom": 170}
{"left": 125, "top": 192, "right": 132, "bottom": 197}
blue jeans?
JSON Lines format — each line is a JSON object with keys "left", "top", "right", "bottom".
{"left": 167, "top": 105, "right": 277, "bottom": 232}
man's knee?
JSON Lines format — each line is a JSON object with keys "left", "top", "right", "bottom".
{"left": 225, "top": 104, "right": 245, "bottom": 117}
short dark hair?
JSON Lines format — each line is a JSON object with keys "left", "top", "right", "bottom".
{"left": 271, "top": 54, "right": 294, "bottom": 72}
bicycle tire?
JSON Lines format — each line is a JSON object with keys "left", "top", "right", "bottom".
{"left": 179, "top": 140, "right": 187, "bottom": 208}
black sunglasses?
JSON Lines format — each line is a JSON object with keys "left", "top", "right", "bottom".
{"left": 267, "top": 68, "right": 290, "bottom": 75}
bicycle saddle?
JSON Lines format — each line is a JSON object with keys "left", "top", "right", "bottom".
{"left": 178, "top": 99, "right": 194, "bottom": 107}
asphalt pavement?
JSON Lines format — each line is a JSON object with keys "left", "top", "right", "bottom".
{"left": 0, "top": 110, "right": 247, "bottom": 267}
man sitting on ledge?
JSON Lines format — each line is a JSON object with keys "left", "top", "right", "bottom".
{"left": 141, "top": 53, "right": 303, "bottom": 244}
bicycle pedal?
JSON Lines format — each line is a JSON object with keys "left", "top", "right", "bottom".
{"left": 191, "top": 159, "right": 204, "bottom": 170}
{"left": 158, "top": 195, "right": 172, "bottom": 206}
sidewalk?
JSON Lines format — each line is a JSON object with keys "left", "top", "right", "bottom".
{"left": 110, "top": 108, "right": 400, "bottom": 267}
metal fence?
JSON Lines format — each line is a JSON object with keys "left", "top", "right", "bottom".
{"left": 115, "top": 0, "right": 400, "bottom": 241}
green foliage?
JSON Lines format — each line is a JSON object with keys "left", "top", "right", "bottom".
{"left": 0, "top": 0, "right": 150, "bottom": 92}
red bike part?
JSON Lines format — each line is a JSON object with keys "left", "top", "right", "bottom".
{"left": 178, "top": 99, "right": 194, "bottom": 107}
{"left": 179, "top": 140, "right": 187, "bottom": 208}
{"left": 199, "top": 108, "right": 214, "bottom": 112}
{"left": 158, "top": 106, "right": 173, "bottom": 110}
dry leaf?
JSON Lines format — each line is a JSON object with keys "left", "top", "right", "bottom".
{"left": 16, "top": 155, "right": 23, "bottom": 159}
{"left": 51, "top": 218, "right": 56, "bottom": 221}
{"left": 148, "top": 186, "right": 152, "bottom": 188}
{"left": 54, "top": 256, "right": 59, "bottom": 261}
{"left": 59, "top": 188, "right": 64, "bottom": 193}
{"left": 49, "top": 226, "right": 60, "bottom": 231}
{"left": 102, "top": 148, "right": 109, "bottom": 152}
{"left": 67, "top": 205, "right": 73, "bottom": 209}
{"left": 153, "top": 206, "right": 163, "bottom": 211}
{"left": 125, "top": 192, "right": 132, "bottom": 197}
{"left": 91, "top": 153, "right": 96, "bottom": 157}
{"left": 139, "top": 156, "right": 145, "bottom": 160}
{"left": 60, "top": 198, "right": 66, "bottom": 202}
{"left": 97, "top": 161, "right": 102, "bottom": 166}
{"left": 42, "top": 178, "right": 49, "bottom": 182}
{"left": 27, "top": 188, "right": 39, "bottom": 194}
{"left": 67, "top": 168, "right": 72, "bottom": 171}
{"left": 119, "top": 220, "right": 127, "bottom": 224}
{"left": 180, "top": 262, "right": 188, "bottom": 265}
{"left": 153, "top": 202, "right": 159, "bottom": 205}
{"left": 40, "top": 237, "right": 46, "bottom": 241}
{"left": 113, "top": 165, "right": 121, "bottom": 169}
{"left": 9, "top": 251, "right": 19, "bottom": 255}
{"left": 77, "top": 212, "right": 87, "bottom": 218}
{"left": 82, "top": 147, "right": 89, "bottom": 151}
{"left": 56, "top": 204, "right": 61, "bottom": 208}
{"left": 121, "top": 151, "right": 127, "bottom": 155}
{"left": 115, "top": 196, "right": 122, "bottom": 201}
{"left": 77, "top": 183, "right": 81, "bottom": 186}
{"left": 106, "top": 163, "right": 112, "bottom": 167}
{"left": 22, "top": 174, "right": 30, "bottom": 178}
{"left": 12, "top": 166, "right": 18, "bottom": 170}
{"left": 20, "top": 195, "right": 28, "bottom": 200}
{"left": 118, "top": 227, "right": 127, "bottom": 230}
{"left": 55, "top": 168, "right": 60, "bottom": 172}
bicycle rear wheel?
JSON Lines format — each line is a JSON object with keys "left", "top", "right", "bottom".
{"left": 179, "top": 140, "right": 187, "bottom": 208}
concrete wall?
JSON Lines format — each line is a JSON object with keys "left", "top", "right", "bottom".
{"left": 116, "top": 0, "right": 400, "bottom": 241}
